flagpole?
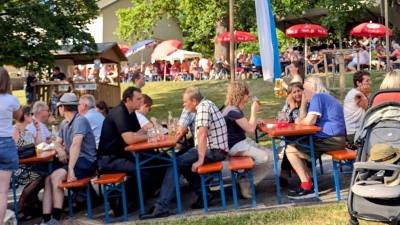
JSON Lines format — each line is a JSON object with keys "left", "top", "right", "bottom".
{"left": 229, "top": 0, "right": 235, "bottom": 82}
{"left": 385, "top": 0, "right": 389, "bottom": 72}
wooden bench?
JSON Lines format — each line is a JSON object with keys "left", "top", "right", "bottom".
{"left": 392, "top": 62, "right": 400, "bottom": 69}
{"left": 228, "top": 157, "right": 256, "bottom": 209}
{"left": 58, "top": 175, "right": 96, "bottom": 219}
{"left": 197, "top": 161, "right": 226, "bottom": 212}
{"left": 325, "top": 149, "right": 357, "bottom": 200}
{"left": 94, "top": 173, "right": 128, "bottom": 223}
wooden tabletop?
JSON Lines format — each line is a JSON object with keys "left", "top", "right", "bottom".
{"left": 259, "top": 119, "right": 321, "bottom": 138}
{"left": 125, "top": 136, "right": 181, "bottom": 152}
{"left": 19, "top": 150, "right": 56, "bottom": 165}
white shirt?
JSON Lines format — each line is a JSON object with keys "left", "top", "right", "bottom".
{"left": 343, "top": 88, "right": 366, "bottom": 135}
{"left": 199, "top": 58, "right": 210, "bottom": 70}
{"left": 0, "top": 94, "right": 20, "bottom": 137}
{"left": 352, "top": 50, "right": 369, "bottom": 64}
{"left": 27, "top": 116, "right": 52, "bottom": 143}
{"left": 135, "top": 112, "right": 150, "bottom": 128}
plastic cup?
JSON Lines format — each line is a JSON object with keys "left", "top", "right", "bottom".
{"left": 35, "top": 147, "right": 41, "bottom": 157}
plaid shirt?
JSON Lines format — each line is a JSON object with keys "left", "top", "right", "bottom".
{"left": 194, "top": 99, "right": 228, "bottom": 151}
{"left": 177, "top": 108, "right": 196, "bottom": 135}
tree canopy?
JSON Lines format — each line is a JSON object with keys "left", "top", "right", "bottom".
{"left": 0, "top": 0, "right": 99, "bottom": 72}
{"left": 115, "top": 0, "right": 376, "bottom": 59}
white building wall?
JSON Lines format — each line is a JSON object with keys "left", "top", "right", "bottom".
{"left": 87, "top": 14, "right": 104, "bottom": 43}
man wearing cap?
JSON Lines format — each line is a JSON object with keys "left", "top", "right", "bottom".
{"left": 40, "top": 93, "right": 97, "bottom": 225}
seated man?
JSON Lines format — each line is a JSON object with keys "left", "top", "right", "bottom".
{"left": 286, "top": 77, "right": 346, "bottom": 199}
{"left": 343, "top": 71, "right": 371, "bottom": 146}
{"left": 78, "top": 94, "right": 105, "bottom": 149}
{"left": 220, "top": 56, "right": 231, "bottom": 74}
{"left": 97, "top": 87, "right": 156, "bottom": 216}
{"left": 140, "top": 87, "right": 229, "bottom": 220}
{"left": 222, "top": 81, "right": 273, "bottom": 198}
{"left": 27, "top": 101, "right": 59, "bottom": 144}
{"left": 40, "top": 93, "right": 97, "bottom": 224}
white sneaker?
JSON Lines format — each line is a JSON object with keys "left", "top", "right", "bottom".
{"left": 40, "top": 218, "right": 60, "bottom": 225}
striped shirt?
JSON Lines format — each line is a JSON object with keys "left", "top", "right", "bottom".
{"left": 194, "top": 99, "right": 228, "bottom": 152}
{"left": 177, "top": 108, "right": 196, "bottom": 135}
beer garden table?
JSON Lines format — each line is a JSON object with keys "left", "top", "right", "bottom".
{"left": 12, "top": 150, "right": 57, "bottom": 220}
{"left": 125, "top": 136, "right": 182, "bottom": 214}
{"left": 258, "top": 119, "right": 322, "bottom": 204}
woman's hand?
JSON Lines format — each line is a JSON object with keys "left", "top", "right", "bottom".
{"left": 287, "top": 94, "right": 296, "bottom": 109}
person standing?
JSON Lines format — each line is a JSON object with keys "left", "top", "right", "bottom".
{"left": 0, "top": 67, "right": 22, "bottom": 223}
{"left": 26, "top": 71, "right": 37, "bottom": 105}
{"left": 50, "top": 67, "right": 66, "bottom": 81}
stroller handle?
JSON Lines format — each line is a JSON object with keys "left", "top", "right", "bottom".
{"left": 354, "top": 162, "right": 400, "bottom": 171}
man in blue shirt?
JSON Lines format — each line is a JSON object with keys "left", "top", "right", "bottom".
{"left": 78, "top": 94, "right": 105, "bottom": 148}
{"left": 285, "top": 77, "right": 346, "bottom": 200}
{"left": 251, "top": 52, "right": 262, "bottom": 70}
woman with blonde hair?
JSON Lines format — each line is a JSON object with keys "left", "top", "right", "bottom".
{"left": 222, "top": 81, "right": 273, "bottom": 199}
{"left": 0, "top": 67, "right": 22, "bottom": 223}
{"left": 380, "top": 70, "right": 400, "bottom": 89}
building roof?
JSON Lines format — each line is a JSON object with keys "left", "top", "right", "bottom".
{"left": 52, "top": 42, "right": 128, "bottom": 64}
{"left": 96, "top": 0, "right": 119, "bottom": 10}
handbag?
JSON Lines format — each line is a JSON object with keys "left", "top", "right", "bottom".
{"left": 17, "top": 143, "right": 36, "bottom": 159}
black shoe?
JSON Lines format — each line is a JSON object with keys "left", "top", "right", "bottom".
{"left": 191, "top": 192, "right": 214, "bottom": 209}
{"left": 287, "top": 187, "right": 315, "bottom": 199}
{"left": 139, "top": 206, "right": 169, "bottom": 220}
{"left": 108, "top": 197, "right": 123, "bottom": 217}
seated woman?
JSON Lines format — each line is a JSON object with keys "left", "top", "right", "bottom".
{"left": 180, "top": 59, "right": 190, "bottom": 80}
{"left": 380, "top": 69, "right": 400, "bottom": 89}
{"left": 189, "top": 58, "right": 200, "bottom": 80}
{"left": 348, "top": 46, "right": 369, "bottom": 72}
{"left": 170, "top": 61, "right": 181, "bottom": 81}
{"left": 13, "top": 106, "right": 43, "bottom": 221}
{"left": 343, "top": 71, "right": 371, "bottom": 146}
{"left": 285, "top": 77, "right": 346, "bottom": 199}
{"left": 106, "top": 65, "right": 119, "bottom": 83}
{"left": 279, "top": 82, "right": 311, "bottom": 187}
{"left": 309, "top": 51, "right": 324, "bottom": 74}
{"left": 389, "top": 43, "right": 400, "bottom": 67}
{"left": 222, "top": 81, "right": 273, "bottom": 199}
{"left": 281, "top": 61, "right": 305, "bottom": 91}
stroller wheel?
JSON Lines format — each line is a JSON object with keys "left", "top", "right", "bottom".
{"left": 347, "top": 219, "right": 359, "bottom": 225}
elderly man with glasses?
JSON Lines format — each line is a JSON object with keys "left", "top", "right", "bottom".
{"left": 27, "top": 101, "right": 59, "bottom": 144}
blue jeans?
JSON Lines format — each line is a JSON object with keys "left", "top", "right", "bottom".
{"left": 0, "top": 137, "right": 18, "bottom": 171}
{"left": 155, "top": 147, "right": 226, "bottom": 211}
{"left": 26, "top": 91, "right": 34, "bottom": 104}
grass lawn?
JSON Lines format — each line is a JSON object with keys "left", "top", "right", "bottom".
{"left": 13, "top": 71, "right": 387, "bottom": 224}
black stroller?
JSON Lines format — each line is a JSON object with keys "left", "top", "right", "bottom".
{"left": 348, "top": 89, "right": 400, "bottom": 225}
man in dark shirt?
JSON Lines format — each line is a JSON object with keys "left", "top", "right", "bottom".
{"left": 97, "top": 87, "right": 151, "bottom": 215}
{"left": 50, "top": 67, "right": 66, "bottom": 81}
{"left": 26, "top": 71, "right": 37, "bottom": 105}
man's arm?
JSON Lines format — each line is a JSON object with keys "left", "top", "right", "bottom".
{"left": 121, "top": 132, "right": 147, "bottom": 145}
{"left": 192, "top": 126, "right": 208, "bottom": 172}
{"left": 67, "top": 135, "right": 83, "bottom": 182}
{"left": 54, "top": 136, "right": 68, "bottom": 164}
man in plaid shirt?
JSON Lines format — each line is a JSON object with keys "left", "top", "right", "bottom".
{"left": 140, "top": 87, "right": 228, "bottom": 220}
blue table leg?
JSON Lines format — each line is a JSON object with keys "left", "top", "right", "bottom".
{"left": 271, "top": 137, "right": 282, "bottom": 204}
{"left": 171, "top": 149, "right": 182, "bottom": 214}
{"left": 308, "top": 135, "right": 319, "bottom": 201}
{"left": 134, "top": 153, "right": 145, "bottom": 214}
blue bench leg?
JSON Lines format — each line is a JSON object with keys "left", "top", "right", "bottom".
{"left": 200, "top": 174, "right": 209, "bottom": 212}
{"left": 231, "top": 171, "right": 239, "bottom": 210}
{"left": 67, "top": 189, "right": 73, "bottom": 218}
{"left": 103, "top": 184, "right": 110, "bottom": 223}
{"left": 218, "top": 172, "right": 226, "bottom": 210}
{"left": 319, "top": 156, "right": 324, "bottom": 175}
{"left": 86, "top": 185, "right": 92, "bottom": 219}
{"left": 332, "top": 159, "right": 341, "bottom": 200}
{"left": 121, "top": 182, "right": 128, "bottom": 222}
{"left": 248, "top": 170, "right": 257, "bottom": 208}
{"left": 12, "top": 174, "right": 18, "bottom": 222}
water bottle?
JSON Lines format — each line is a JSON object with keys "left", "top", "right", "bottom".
{"left": 51, "top": 125, "right": 58, "bottom": 145}
{"left": 168, "top": 111, "right": 173, "bottom": 125}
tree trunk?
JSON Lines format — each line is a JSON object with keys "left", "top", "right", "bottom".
{"left": 214, "top": 16, "right": 229, "bottom": 60}
{"left": 392, "top": 0, "right": 400, "bottom": 40}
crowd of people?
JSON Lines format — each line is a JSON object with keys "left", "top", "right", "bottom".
{"left": 3, "top": 63, "right": 400, "bottom": 224}
{"left": 281, "top": 38, "right": 400, "bottom": 76}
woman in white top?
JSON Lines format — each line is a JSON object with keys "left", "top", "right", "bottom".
{"left": 135, "top": 94, "right": 154, "bottom": 131}
{"left": 144, "top": 63, "right": 154, "bottom": 81}
{"left": 0, "top": 68, "right": 22, "bottom": 223}
{"left": 348, "top": 46, "right": 369, "bottom": 71}
{"left": 343, "top": 71, "right": 371, "bottom": 144}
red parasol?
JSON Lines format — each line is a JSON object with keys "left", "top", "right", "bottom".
{"left": 118, "top": 44, "right": 130, "bottom": 55}
{"left": 286, "top": 24, "right": 328, "bottom": 75}
{"left": 216, "top": 31, "right": 256, "bottom": 42}
{"left": 350, "top": 22, "right": 392, "bottom": 37}
{"left": 151, "top": 39, "right": 182, "bottom": 60}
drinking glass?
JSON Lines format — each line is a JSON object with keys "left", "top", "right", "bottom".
{"left": 252, "top": 96, "right": 262, "bottom": 109}
{"left": 168, "top": 124, "right": 177, "bottom": 138}
{"left": 156, "top": 125, "right": 165, "bottom": 141}
{"left": 161, "top": 120, "right": 168, "bottom": 129}
{"left": 147, "top": 128, "right": 158, "bottom": 143}
{"left": 35, "top": 146, "right": 41, "bottom": 157}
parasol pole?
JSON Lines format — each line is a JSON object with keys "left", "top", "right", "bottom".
{"left": 229, "top": 0, "right": 235, "bottom": 82}
{"left": 141, "top": 51, "right": 143, "bottom": 64}
{"left": 304, "top": 36, "right": 308, "bottom": 76}
{"left": 369, "top": 33, "right": 372, "bottom": 71}
{"left": 385, "top": 0, "right": 390, "bottom": 72}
